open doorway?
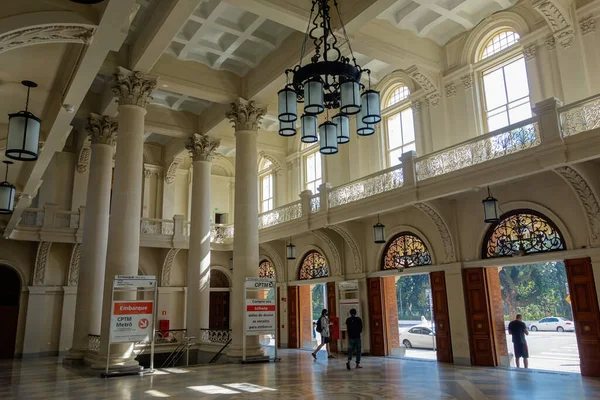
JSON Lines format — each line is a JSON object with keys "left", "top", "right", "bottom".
{"left": 0, "top": 265, "right": 21, "bottom": 358}
{"left": 498, "top": 261, "right": 579, "bottom": 373}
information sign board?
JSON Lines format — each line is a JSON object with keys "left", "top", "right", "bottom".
{"left": 114, "top": 275, "right": 156, "bottom": 288}
{"left": 110, "top": 300, "right": 154, "bottom": 343}
{"left": 245, "top": 299, "right": 276, "bottom": 335}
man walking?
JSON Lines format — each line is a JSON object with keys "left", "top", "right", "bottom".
{"left": 345, "top": 308, "right": 363, "bottom": 370}
{"left": 508, "top": 314, "right": 529, "bottom": 368}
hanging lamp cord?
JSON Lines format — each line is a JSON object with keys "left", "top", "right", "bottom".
{"left": 25, "top": 86, "right": 31, "bottom": 112}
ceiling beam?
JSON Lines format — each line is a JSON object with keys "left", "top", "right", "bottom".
{"left": 222, "top": 0, "right": 311, "bottom": 32}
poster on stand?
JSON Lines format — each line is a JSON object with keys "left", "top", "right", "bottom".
{"left": 110, "top": 300, "right": 154, "bottom": 343}
{"left": 339, "top": 299, "right": 361, "bottom": 331}
{"left": 245, "top": 299, "right": 276, "bottom": 335}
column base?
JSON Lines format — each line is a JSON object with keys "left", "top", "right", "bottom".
{"left": 87, "top": 352, "right": 140, "bottom": 371}
{"left": 62, "top": 348, "right": 87, "bottom": 365}
{"left": 226, "top": 343, "right": 266, "bottom": 362}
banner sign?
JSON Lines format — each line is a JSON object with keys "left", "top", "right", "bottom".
{"left": 114, "top": 275, "right": 156, "bottom": 288}
{"left": 338, "top": 280, "right": 359, "bottom": 292}
{"left": 110, "top": 300, "right": 154, "bottom": 343}
{"left": 245, "top": 299, "right": 276, "bottom": 335}
{"left": 245, "top": 277, "right": 275, "bottom": 290}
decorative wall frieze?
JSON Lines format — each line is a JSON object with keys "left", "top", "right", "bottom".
{"left": 327, "top": 225, "right": 363, "bottom": 273}
{"left": 580, "top": 17, "right": 596, "bottom": 36}
{"left": 0, "top": 24, "right": 94, "bottom": 55}
{"left": 286, "top": 158, "right": 301, "bottom": 171}
{"left": 555, "top": 166, "right": 600, "bottom": 246}
{"left": 259, "top": 151, "right": 283, "bottom": 175}
{"left": 161, "top": 248, "right": 180, "bottom": 286}
{"left": 411, "top": 100, "right": 421, "bottom": 114}
{"left": 112, "top": 67, "right": 157, "bottom": 108}
{"left": 68, "top": 243, "right": 82, "bottom": 286}
{"left": 225, "top": 98, "right": 266, "bottom": 132}
{"left": 165, "top": 158, "right": 182, "bottom": 186}
{"left": 427, "top": 92, "right": 441, "bottom": 107}
{"left": 545, "top": 35, "right": 556, "bottom": 50}
{"left": 76, "top": 146, "right": 91, "bottom": 174}
{"left": 407, "top": 66, "right": 441, "bottom": 107}
{"left": 186, "top": 133, "right": 221, "bottom": 162}
{"left": 461, "top": 74, "right": 474, "bottom": 90}
{"left": 312, "top": 229, "right": 342, "bottom": 277}
{"left": 524, "top": 44, "right": 537, "bottom": 61}
{"left": 532, "top": 0, "right": 574, "bottom": 48}
{"left": 86, "top": 113, "right": 117, "bottom": 146}
{"left": 143, "top": 168, "right": 152, "bottom": 179}
{"left": 33, "top": 241, "right": 52, "bottom": 286}
{"left": 414, "top": 203, "right": 456, "bottom": 263}
{"left": 445, "top": 83, "right": 456, "bottom": 98}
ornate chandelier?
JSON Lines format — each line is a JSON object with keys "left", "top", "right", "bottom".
{"left": 278, "top": 0, "right": 381, "bottom": 155}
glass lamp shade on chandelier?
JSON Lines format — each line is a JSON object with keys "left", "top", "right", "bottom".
{"left": 6, "top": 81, "right": 41, "bottom": 162}
{"left": 0, "top": 161, "right": 16, "bottom": 214}
{"left": 277, "top": 0, "right": 381, "bottom": 155}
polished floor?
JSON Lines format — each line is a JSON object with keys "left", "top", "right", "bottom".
{"left": 1, "top": 350, "right": 599, "bottom": 399}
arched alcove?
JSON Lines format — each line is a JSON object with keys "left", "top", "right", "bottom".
{"left": 0, "top": 265, "right": 21, "bottom": 358}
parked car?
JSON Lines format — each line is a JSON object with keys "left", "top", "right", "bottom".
{"left": 529, "top": 317, "right": 575, "bottom": 332}
{"left": 400, "top": 326, "right": 436, "bottom": 349}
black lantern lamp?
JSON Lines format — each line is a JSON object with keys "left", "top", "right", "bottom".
{"left": 482, "top": 186, "right": 500, "bottom": 223}
{"left": 0, "top": 161, "right": 16, "bottom": 214}
{"left": 332, "top": 113, "right": 349, "bottom": 144}
{"left": 373, "top": 214, "right": 386, "bottom": 244}
{"left": 301, "top": 114, "right": 318, "bottom": 143}
{"left": 286, "top": 237, "right": 296, "bottom": 260}
{"left": 319, "top": 120, "right": 338, "bottom": 155}
{"left": 278, "top": 86, "right": 297, "bottom": 122}
{"left": 279, "top": 120, "right": 296, "bottom": 137}
{"left": 278, "top": 0, "right": 381, "bottom": 153}
{"left": 356, "top": 106, "right": 375, "bottom": 136}
{"left": 6, "top": 81, "right": 41, "bottom": 161}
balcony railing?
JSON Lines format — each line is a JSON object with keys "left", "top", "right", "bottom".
{"left": 258, "top": 200, "right": 302, "bottom": 229}
{"left": 329, "top": 164, "right": 404, "bottom": 208}
{"left": 415, "top": 118, "right": 541, "bottom": 181}
{"left": 559, "top": 93, "right": 600, "bottom": 137}
{"left": 200, "top": 329, "right": 231, "bottom": 344}
{"left": 310, "top": 193, "right": 321, "bottom": 214}
{"left": 211, "top": 224, "right": 234, "bottom": 244}
{"left": 141, "top": 218, "right": 174, "bottom": 235}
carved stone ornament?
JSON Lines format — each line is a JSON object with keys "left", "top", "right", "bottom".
{"left": 165, "top": 159, "right": 182, "bottom": 185}
{"left": 524, "top": 45, "right": 537, "bottom": 61}
{"left": 555, "top": 166, "right": 600, "bottom": 246}
{"left": 411, "top": 100, "right": 421, "bottom": 114}
{"left": 144, "top": 168, "right": 152, "bottom": 179}
{"left": 414, "top": 203, "right": 457, "bottom": 263}
{"left": 186, "top": 133, "right": 221, "bottom": 162}
{"left": 225, "top": 98, "right": 266, "bottom": 132}
{"left": 312, "top": 230, "right": 342, "bottom": 276}
{"left": 0, "top": 25, "right": 94, "bottom": 55}
{"left": 86, "top": 113, "right": 117, "bottom": 146}
{"left": 260, "top": 243, "right": 284, "bottom": 282}
{"left": 545, "top": 35, "right": 556, "bottom": 50}
{"left": 68, "top": 243, "right": 82, "bottom": 286}
{"left": 445, "top": 83, "right": 456, "bottom": 98}
{"left": 580, "top": 18, "right": 596, "bottom": 36}
{"left": 112, "top": 67, "right": 157, "bottom": 108}
{"left": 461, "top": 75, "right": 473, "bottom": 90}
{"left": 327, "top": 225, "right": 363, "bottom": 273}
{"left": 76, "top": 146, "right": 91, "bottom": 173}
{"left": 427, "top": 92, "right": 441, "bottom": 107}
{"left": 161, "top": 248, "right": 180, "bottom": 286}
{"left": 532, "top": 0, "right": 574, "bottom": 48}
{"left": 33, "top": 242, "right": 52, "bottom": 286}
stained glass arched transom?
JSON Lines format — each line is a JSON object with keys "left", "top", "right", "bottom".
{"left": 480, "top": 30, "right": 520, "bottom": 60}
{"left": 299, "top": 251, "right": 329, "bottom": 280}
{"left": 259, "top": 259, "right": 275, "bottom": 279}
{"left": 210, "top": 269, "right": 230, "bottom": 288}
{"left": 482, "top": 209, "right": 566, "bottom": 259}
{"left": 382, "top": 232, "right": 432, "bottom": 270}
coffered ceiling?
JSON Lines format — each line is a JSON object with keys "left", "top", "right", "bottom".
{"left": 150, "top": 89, "right": 214, "bottom": 116}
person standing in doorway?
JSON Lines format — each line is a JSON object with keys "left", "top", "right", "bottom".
{"left": 345, "top": 308, "right": 363, "bottom": 370}
{"left": 508, "top": 314, "right": 529, "bottom": 368}
{"left": 312, "top": 309, "right": 334, "bottom": 360}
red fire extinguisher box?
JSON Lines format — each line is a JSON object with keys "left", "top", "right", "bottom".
{"left": 159, "top": 319, "right": 169, "bottom": 332}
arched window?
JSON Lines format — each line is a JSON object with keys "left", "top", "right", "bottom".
{"left": 299, "top": 251, "right": 328, "bottom": 280}
{"left": 210, "top": 269, "right": 230, "bottom": 288}
{"left": 259, "top": 157, "right": 274, "bottom": 212}
{"left": 382, "top": 232, "right": 432, "bottom": 270}
{"left": 304, "top": 149, "right": 322, "bottom": 194}
{"left": 482, "top": 209, "right": 566, "bottom": 259}
{"left": 383, "top": 85, "right": 415, "bottom": 167}
{"left": 259, "top": 259, "right": 275, "bottom": 279}
{"left": 479, "top": 30, "right": 531, "bottom": 132}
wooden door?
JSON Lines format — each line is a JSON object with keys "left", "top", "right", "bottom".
{"left": 430, "top": 271, "right": 453, "bottom": 363}
{"left": 0, "top": 307, "right": 18, "bottom": 358}
{"left": 209, "top": 292, "right": 230, "bottom": 330}
{"left": 327, "top": 282, "right": 338, "bottom": 353}
{"left": 277, "top": 287, "right": 281, "bottom": 348}
{"left": 463, "top": 268, "right": 496, "bottom": 366}
{"left": 288, "top": 286, "right": 299, "bottom": 349}
{"left": 368, "top": 278, "right": 386, "bottom": 356}
{"left": 565, "top": 258, "right": 600, "bottom": 377}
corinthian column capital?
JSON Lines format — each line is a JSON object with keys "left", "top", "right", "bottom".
{"left": 186, "top": 133, "right": 221, "bottom": 162}
{"left": 225, "top": 98, "right": 266, "bottom": 132}
{"left": 86, "top": 113, "right": 118, "bottom": 145}
{"left": 112, "top": 67, "right": 158, "bottom": 108}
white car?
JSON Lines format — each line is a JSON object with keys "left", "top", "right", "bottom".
{"left": 529, "top": 317, "right": 575, "bottom": 332}
{"left": 400, "top": 326, "right": 436, "bottom": 349}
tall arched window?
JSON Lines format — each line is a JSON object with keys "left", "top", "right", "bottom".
{"left": 303, "top": 145, "right": 322, "bottom": 194}
{"left": 482, "top": 209, "right": 566, "bottom": 258}
{"left": 299, "top": 251, "right": 328, "bottom": 280}
{"left": 259, "top": 259, "right": 275, "bottom": 279}
{"left": 382, "top": 232, "right": 432, "bottom": 270}
{"left": 479, "top": 30, "right": 531, "bottom": 132}
{"left": 383, "top": 85, "right": 415, "bottom": 167}
{"left": 259, "top": 158, "right": 274, "bottom": 212}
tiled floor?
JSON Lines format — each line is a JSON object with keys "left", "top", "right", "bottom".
{"left": 1, "top": 350, "right": 599, "bottom": 399}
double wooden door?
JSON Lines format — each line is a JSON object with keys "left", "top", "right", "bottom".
{"left": 209, "top": 292, "right": 230, "bottom": 330}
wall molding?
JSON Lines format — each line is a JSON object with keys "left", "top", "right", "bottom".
{"left": 161, "top": 248, "right": 180, "bottom": 286}
{"left": 414, "top": 203, "right": 457, "bottom": 263}
{"left": 33, "top": 242, "right": 52, "bottom": 286}
{"left": 67, "top": 243, "right": 82, "bottom": 286}
{"left": 326, "top": 225, "right": 363, "bottom": 273}
{"left": 0, "top": 24, "right": 94, "bottom": 54}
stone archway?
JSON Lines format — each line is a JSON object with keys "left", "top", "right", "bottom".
{"left": 0, "top": 264, "right": 21, "bottom": 358}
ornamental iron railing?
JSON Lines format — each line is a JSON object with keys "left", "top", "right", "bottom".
{"left": 19, "top": 209, "right": 44, "bottom": 227}
{"left": 88, "top": 334, "right": 100, "bottom": 353}
{"left": 328, "top": 165, "right": 404, "bottom": 208}
{"left": 140, "top": 218, "right": 175, "bottom": 235}
{"left": 415, "top": 118, "right": 541, "bottom": 181}
{"left": 210, "top": 224, "right": 234, "bottom": 244}
{"left": 200, "top": 329, "right": 231, "bottom": 344}
{"left": 559, "top": 94, "right": 600, "bottom": 137}
{"left": 258, "top": 200, "right": 302, "bottom": 229}
{"left": 155, "top": 329, "right": 187, "bottom": 344}
{"left": 310, "top": 194, "right": 321, "bottom": 213}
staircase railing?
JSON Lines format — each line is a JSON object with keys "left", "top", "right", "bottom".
{"left": 160, "top": 335, "right": 195, "bottom": 368}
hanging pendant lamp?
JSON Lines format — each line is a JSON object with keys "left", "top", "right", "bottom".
{"left": 0, "top": 161, "right": 16, "bottom": 214}
{"left": 482, "top": 186, "right": 500, "bottom": 223}
{"left": 286, "top": 237, "right": 296, "bottom": 260}
{"left": 373, "top": 214, "right": 386, "bottom": 244}
{"left": 6, "top": 81, "right": 41, "bottom": 161}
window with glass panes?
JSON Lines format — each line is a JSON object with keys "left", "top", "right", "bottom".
{"left": 384, "top": 89, "right": 415, "bottom": 167}
{"left": 260, "top": 173, "right": 274, "bottom": 212}
{"left": 480, "top": 31, "right": 531, "bottom": 132}
{"left": 304, "top": 151, "right": 322, "bottom": 194}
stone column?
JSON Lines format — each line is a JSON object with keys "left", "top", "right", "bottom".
{"left": 226, "top": 98, "right": 266, "bottom": 359}
{"left": 185, "top": 133, "right": 221, "bottom": 341}
{"left": 66, "top": 114, "right": 117, "bottom": 360}
{"left": 93, "top": 68, "right": 156, "bottom": 369}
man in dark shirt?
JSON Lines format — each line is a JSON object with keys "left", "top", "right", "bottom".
{"left": 508, "top": 314, "right": 529, "bottom": 368}
{"left": 345, "top": 308, "right": 363, "bottom": 370}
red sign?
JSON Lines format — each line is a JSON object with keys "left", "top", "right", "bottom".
{"left": 113, "top": 301, "right": 153, "bottom": 315}
{"left": 246, "top": 305, "right": 276, "bottom": 312}
{"left": 138, "top": 318, "right": 149, "bottom": 329}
